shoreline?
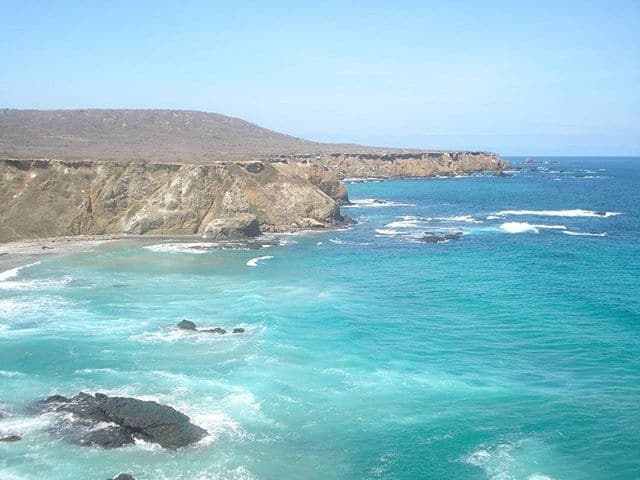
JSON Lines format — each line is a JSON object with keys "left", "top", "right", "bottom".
{"left": 0, "top": 225, "right": 350, "bottom": 271}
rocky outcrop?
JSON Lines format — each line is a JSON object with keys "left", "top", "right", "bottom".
{"left": 203, "top": 213, "right": 260, "bottom": 240}
{"left": 29, "top": 392, "right": 207, "bottom": 449}
{"left": 0, "top": 159, "right": 347, "bottom": 242}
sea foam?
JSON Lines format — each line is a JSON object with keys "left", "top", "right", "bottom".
{"left": 436, "top": 215, "right": 483, "bottom": 223}
{"left": 562, "top": 231, "right": 607, "bottom": 237}
{"left": 247, "top": 255, "right": 273, "bottom": 267}
{"left": 495, "top": 209, "right": 620, "bottom": 218}
{"left": 345, "top": 198, "right": 415, "bottom": 208}
{"left": 500, "top": 222, "right": 567, "bottom": 234}
{"left": 375, "top": 229, "right": 403, "bottom": 236}
{"left": 0, "top": 261, "right": 41, "bottom": 281}
{"left": 144, "top": 242, "right": 251, "bottom": 254}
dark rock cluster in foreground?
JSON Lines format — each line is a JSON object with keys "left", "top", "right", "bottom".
{"left": 28, "top": 392, "right": 207, "bottom": 449}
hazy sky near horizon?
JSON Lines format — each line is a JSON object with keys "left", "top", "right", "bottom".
{"left": 1, "top": 1, "right": 638, "bottom": 155}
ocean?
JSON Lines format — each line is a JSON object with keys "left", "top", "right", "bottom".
{"left": 0, "top": 157, "right": 638, "bottom": 480}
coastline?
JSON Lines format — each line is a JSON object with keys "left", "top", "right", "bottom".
{"left": 0, "top": 169, "right": 508, "bottom": 270}
{"left": 0, "top": 225, "right": 350, "bottom": 271}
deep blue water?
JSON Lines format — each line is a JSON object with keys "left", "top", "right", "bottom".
{"left": 1, "top": 157, "right": 639, "bottom": 480}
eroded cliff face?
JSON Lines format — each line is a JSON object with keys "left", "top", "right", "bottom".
{"left": 267, "top": 151, "right": 507, "bottom": 179}
{"left": 0, "top": 159, "right": 345, "bottom": 242}
{"left": 0, "top": 150, "right": 506, "bottom": 242}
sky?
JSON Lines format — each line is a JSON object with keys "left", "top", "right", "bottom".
{"left": 1, "top": 0, "right": 638, "bottom": 155}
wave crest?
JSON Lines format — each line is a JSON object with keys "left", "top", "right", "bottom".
{"left": 247, "top": 256, "right": 273, "bottom": 267}
{"left": 495, "top": 209, "right": 620, "bottom": 218}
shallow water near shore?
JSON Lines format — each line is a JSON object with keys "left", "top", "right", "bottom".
{"left": 1, "top": 157, "right": 639, "bottom": 480}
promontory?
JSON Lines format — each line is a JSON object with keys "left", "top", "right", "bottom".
{"left": 0, "top": 109, "right": 507, "bottom": 242}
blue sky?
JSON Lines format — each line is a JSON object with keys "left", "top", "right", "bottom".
{"left": 1, "top": 0, "right": 638, "bottom": 155}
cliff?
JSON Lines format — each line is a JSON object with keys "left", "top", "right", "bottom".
{"left": 266, "top": 152, "right": 507, "bottom": 179}
{"left": 0, "top": 109, "right": 506, "bottom": 242}
{"left": 0, "top": 159, "right": 348, "bottom": 242}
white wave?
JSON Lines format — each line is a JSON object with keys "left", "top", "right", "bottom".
{"left": 486, "top": 215, "right": 502, "bottom": 220}
{"left": 132, "top": 437, "right": 164, "bottom": 451}
{"left": 0, "top": 261, "right": 41, "bottom": 281}
{"left": 193, "top": 410, "right": 246, "bottom": 445}
{"left": 385, "top": 218, "right": 425, "bottom": 228}
{"left": 0, "top": 276, "right": 72, "bottom": 291}
{"left": 436, "top": 215, "right": 483, "bottom": 224}
{"left": 500, "top": 222, "right": 539, "bottom": 234}
{"left": 0, "top": 296, "right": 73, "bottom": 316}
{"left": 499, "top": 222, "right": 567, "bottom": 234}
{"left": 562, "top": 231, "right": 607, "bottom": 237}
{"left": 131, "top": 322, "right": 262, "bottom": 344}
{"left": 342, "top": 177, "right": 383, "bottom": 183}
{"left": 246, "top": 255, "right": 273, "bottom": 267}
{"left": 345, "top": 198, "right": 415, "bottom": 208}
{"left": 144, "top": 242, "right": 247, "bottom": 254}
{"left": 74, "top": 368, "right": 120, "bottom": 375}
{"left": 495, "top": 209, "right": 620, "bottom": 218}
{"left": 375, "top": 229, "right": 403, "bottom": 236}
{"left": 329, "top": 238, "right": 344, "bottom": 244}
{"left": 463, "top": 440, "right": 557, "bottom": 480}
{"left": 0, "top": 370, "right": 25, "bottom": 378}
{"left": 0, "top": 412, "right": 55, "bottom": 437}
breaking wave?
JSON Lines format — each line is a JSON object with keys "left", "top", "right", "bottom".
{"left": 562, "top": 231, "right": 607, "bottom": 237}
{"left": 435, "top": 215, "right": 483, "bottom": 223}
{"left": 500, "top": 222, "right": 567, "bottom": 234}
{"left": 144, "top": 242, "right": 250, "bottom": 254}
{"left": 463, "top": 439, "right": 557, "bottom": 480}
{"left": 375, "top": 229, "right": 403, "bottom": 236}
{"left": 0, "top": 261, "right": 41, "bottom": 281}
{"left": 495, "top": 209, "right": 620, "bottom": 218}
{"left": 247, "top": 255, "right": 273, "bottom": 267}
{"left": 345, "top": 198, "right": 415, "bottom": 208}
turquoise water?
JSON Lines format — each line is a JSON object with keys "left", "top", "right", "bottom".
{"left": 1, "top": 157, "right": 639, "bottom": 480}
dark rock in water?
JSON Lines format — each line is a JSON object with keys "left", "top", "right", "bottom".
{"left": 97, "top": 395, "right": 207, "bottom": 448}
{"left": 443, "top": 231, "right": 463, "bottom": 241}
{"left": 232, "top": 328, "right": 246, "bottom": 334}
{"left": 417, "top": 231, "right": 462, "bottom": 244}
{"left": 107, "top": 475, "right": 135, "bottom": 480}
{"left": 417, "top": 234, "right": 445, "bottom": 244}
{"left": 52, "top": 418, "right": 134, "bottom": 448}
{"left": 201, "top": 327, "right": 227, "bottom": 334}
{"left": 595, "top": 211, "right": 607, "bottom": 217}
{"left": 27, "top": 394, "right": 71, "bottom": 414}
{"left": 176, "top": 319, "right": 197, "bottom": 331}
{"left": 28, "top": 392, "right": 207, "bottom": 449}
{"left": 0, "top": 434, "right": 22, "bottom": 442}
{"left": 372, "top": 199, "right": 386, "bottom": 204}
